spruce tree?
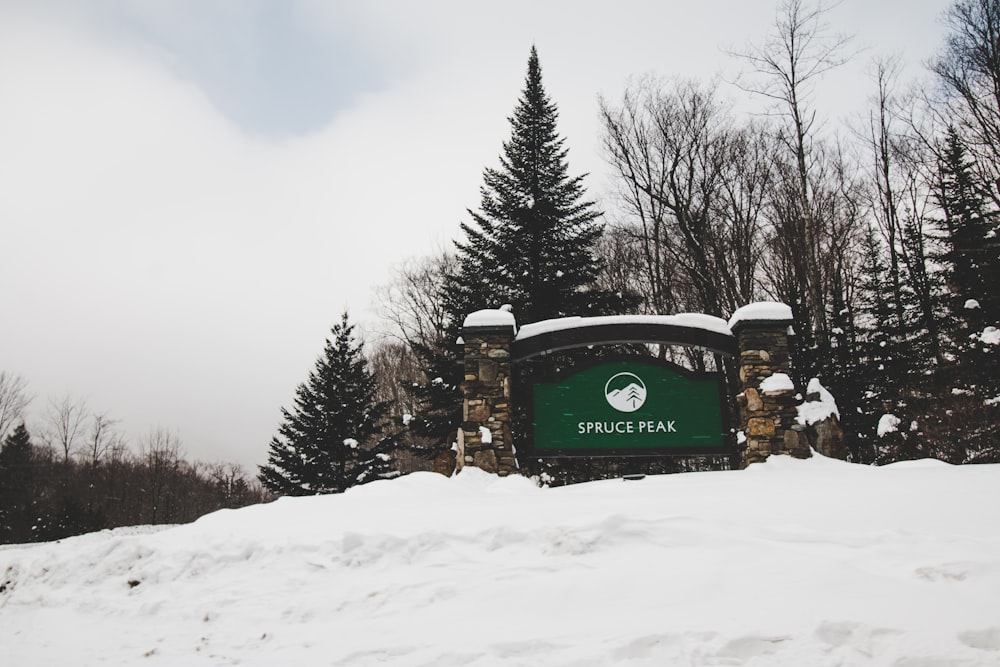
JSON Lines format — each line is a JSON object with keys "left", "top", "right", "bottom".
{"left": 935, "top": 126, "right": 1000, "bottom": 398}
{"left": 258, "top": 313, "right": 395, "bottom": 495}
{"left": 412, "top": 47, "right": 623, "bottom": 453}
{"left": 0, "top": 423, "right": 34, "bottom": 543}
{"left": 937, "top": 127, "right": 995, "bottom": 326}
{"left": 449, "top": 46, "right": 617, "bottom": 325}
{"left": 853, "top": 226, "right": 917, "bottom": 461}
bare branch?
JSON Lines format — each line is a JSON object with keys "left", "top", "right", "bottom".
{"left": 0, "top": 371, "right": 32, "bottom": 442}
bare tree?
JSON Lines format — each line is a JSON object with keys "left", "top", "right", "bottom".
{"left": 44, "top": 395, "right": 88, "bottom": 463}
{"left": 734, "top": 0, "right": 858, "bottom": 380}
{"left": 376, "top": 248, "right": 458, "bottom": 351}
{"left": 85, "top": 411, "right": 121, "bottom": 466}
{"left": 140, "top": 427, "right": 183, "bottom": 523}
{"left": 863, "top": 57, "right": 909, "bottom": 333}
{"left": 715, "top": 121, "right": 775, "bottom": 308}
{"left": 735, "top": 0, "right": 852, "bottom": 189}
{"left": 600, "top": 77, "right": 768, "bottom": 317}
{"left": 592, "top": 223, "right": 648, "bottom": 312}
{"left": 0, "top": 371, "right": 32, "bottom": 442}
{"left": 600, "top": 77, "right": 679, "bottom": 315}
{"left": 930, "top": 0, "right": 1000, "bottom": 209}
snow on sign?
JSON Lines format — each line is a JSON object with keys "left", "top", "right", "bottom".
{"left": 531, "top": 357, "right": 731, "bottom": 456}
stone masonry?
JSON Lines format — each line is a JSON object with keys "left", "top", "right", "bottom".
{"left": 458, "top": 314, "right": 518, "bottom": 476}
{"left": 730, "top": 312, "right": 810, "bottom": 466}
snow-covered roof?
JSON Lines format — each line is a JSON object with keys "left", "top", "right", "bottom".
{"left": 462, "top": 303, "right": 793, "bottom": 345}
{"left": 727, "top": 301, "right": 793, "bottom": 329}
{"left": 516, "top": 313, "right": 731, "bottom": 341}
{"left": 462, "top": 308, "right": 517, "bottom": 331}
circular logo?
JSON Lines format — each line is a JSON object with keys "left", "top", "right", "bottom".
{"left": 604, "top": 372, "right": 647, "bottom": 412}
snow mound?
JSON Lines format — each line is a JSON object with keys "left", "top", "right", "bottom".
{"left": 2, "top": 457, "right": 1000, "bottom": 665}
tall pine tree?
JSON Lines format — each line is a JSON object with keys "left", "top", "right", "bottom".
{"left": 411, "top": 47, "right": 623, "bottom": 453}
{"left": 935, "top": 126, "right": 1000, "bottom": 397}
{"left": 448, "top": 46, "right": 618, "bottom": 325}
{"left": 259, "top": 313, "right": 395, "bottom": 495}
{"left": 0, "top": 423, "right": 34, "bottom": 543}
{"left": 937, "top": 127, "right": 995, "bottom": 328}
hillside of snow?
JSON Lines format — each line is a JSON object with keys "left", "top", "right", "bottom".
{"left": 2, "top": 455, "right": 1000, "bottom": 666}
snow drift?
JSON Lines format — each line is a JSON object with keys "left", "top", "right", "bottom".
{"left": 2, "top": 455, "right": 1000, "bottom": 665}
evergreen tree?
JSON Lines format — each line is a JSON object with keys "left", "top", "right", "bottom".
{"left": 258, "top": 313, "right": 396, "bottom": 496}
{"left": 412, "top": 47, "right": 625, "bottom": 454}
{"left": 852, "top": 225, "right": 914, "bottom": 461}
{"left": 936, "top": 127, "right": 995, "bottom": 326}
{"left": 899, "top": 212, "right": 946, "bottom": 385}
{"left": 0, "top": 423, "right": 34, "bottom": 543}
{"left": 448, "top": 46, "right": 619, "bottom": 325}
{"left": 935, "top": 126, "right": 1000, "bottom": 398}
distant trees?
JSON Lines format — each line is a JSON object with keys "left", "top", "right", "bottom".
{"left": 589, "top": 0, "right": 1000, "bottom": 466}
{"left": 0, "top": 416, "right": 270, "bottom": 545}
{"left": 376, "top": 250, "right": 462, "bottom": 455}
{"left": 44, "top": 394, "right": 88, "bottom": 464}
{"left": 599, "top": 78, "right": 771, "bottom": 318}
{"left": 258, "top": 312, "right": 397, "bottom": 496}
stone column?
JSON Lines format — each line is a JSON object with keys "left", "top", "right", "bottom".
{"left": 729, "top": 303, "right": 810, "bottom": 467}
{"left": 458, "top": 309, "right": 518, "bottom": 476}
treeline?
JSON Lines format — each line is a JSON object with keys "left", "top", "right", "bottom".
{"left": 0, "top": 375, "right": 271, "bottom": 545}
{"left": 364, "top": 0, "right": 1000, "bottom": 477}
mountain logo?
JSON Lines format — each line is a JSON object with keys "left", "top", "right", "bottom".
{"left": 604, "top": 372, "right": 647, "bottom": 412}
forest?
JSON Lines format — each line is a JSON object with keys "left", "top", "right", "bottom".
{"left": 3, "top": 0, "right": 999, "bottom": 541}
{"left": 360, "top": 0, "right": 1000, "bottom": 482}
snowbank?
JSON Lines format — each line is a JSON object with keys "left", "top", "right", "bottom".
{"left": 2, "top": 457, "right": 999, "bottom": 665}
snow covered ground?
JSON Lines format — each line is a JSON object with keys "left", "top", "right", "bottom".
{"left": 2, "top": 454, "right": 999, "bottom": 666}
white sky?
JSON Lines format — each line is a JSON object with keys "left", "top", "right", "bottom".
{"left": 0, "top": 0, "right": 955, "bottom": 470}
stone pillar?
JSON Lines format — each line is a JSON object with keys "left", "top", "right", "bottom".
{"left": 458, "top": 309, "right": 518, "bottom": 476}
{"left": 729, "top": 303, "right": 810, "bottom": 467}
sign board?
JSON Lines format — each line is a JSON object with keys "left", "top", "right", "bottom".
{"left": 531, "top": 358, "right": 731, "bottom": 456}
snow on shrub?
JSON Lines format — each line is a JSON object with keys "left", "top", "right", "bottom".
{"left": 796, "top": 378, "right": 840, "bottom": 426}
{"left": 878, "top": 414, "right": 901, "bottom": 437}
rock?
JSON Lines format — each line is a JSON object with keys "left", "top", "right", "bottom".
{"left": 432, "top": 450, "right": 456, "bottom": 476}
{"left": 473, "top": 449, "right": 498, "bottom": 472}
{"left": 747, "top": 417, "right": 776, "bottom": 437}
{"left": 810, "top": 416, "right": 846, "bottom": 460}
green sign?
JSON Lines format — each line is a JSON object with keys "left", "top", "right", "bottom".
{"left": 532, "top": 358, "right": 729, "bottom": 455}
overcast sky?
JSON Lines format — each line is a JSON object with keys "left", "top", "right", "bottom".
{"left": 0, "top": 0, "right": 955, "bottom": 470}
